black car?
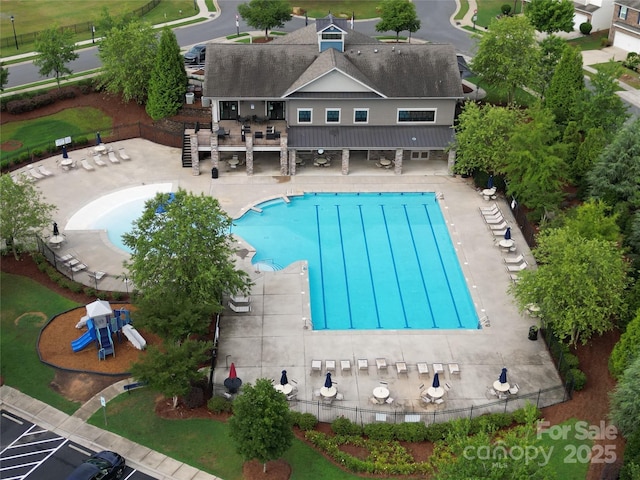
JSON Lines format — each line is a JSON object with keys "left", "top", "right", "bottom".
{"left": 66, "top": 450, "right": 125, "bottom": 480}
{"left": 184, "top": 44, "right": 206, "bottom": 65}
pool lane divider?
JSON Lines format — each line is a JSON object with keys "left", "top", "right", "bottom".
{"left": 380, "top": 205, "right": 410, "bottom": 329}
{"left": 314, "top": 205, "right": 329, "bottom": 329}
{"left": 403, "top": 204, "right": 437, "bottom": 328}
{"left": 358, "top": 205, "right": 382, "bottom": 328}
{"left": 422, "top": 204, "right": 464, "bottom": 328}
{"left": 335, "top": 205, "right": 354, "bottom": 329}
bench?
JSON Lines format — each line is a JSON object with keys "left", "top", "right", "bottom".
{"left": 124, "top": 382, "right": 147, "bottom": 393}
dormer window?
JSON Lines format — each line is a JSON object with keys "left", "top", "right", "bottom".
{"left": 322, "top": 33, "right": 342, "bottom": 40}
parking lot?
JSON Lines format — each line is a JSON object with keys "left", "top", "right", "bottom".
{"left": 0, "top": 410, "right": 156, "bottom": 480}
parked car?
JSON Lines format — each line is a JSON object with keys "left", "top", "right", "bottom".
{"left": 184, "top": 44, "right": 206, "bottom": 64}
{"left": 66, "top": 450, "right": 125, "bottom": 480}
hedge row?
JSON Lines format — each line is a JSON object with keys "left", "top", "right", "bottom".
{"left": 6, "top": 88, "right": 77, "bottom": 114}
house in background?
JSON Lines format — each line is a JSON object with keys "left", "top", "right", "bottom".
{"left": 187, "top": 15, "right": 463, "bottom": 176}
{"left": 573, "top": 0, "right": 615, "bottom": 32}
{"left": 608, "top": 0, "right": 640, "bottom": 52}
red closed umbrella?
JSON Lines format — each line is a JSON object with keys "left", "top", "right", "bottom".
{"left": 229, "top": 362, "right": 237, "bottom": 379}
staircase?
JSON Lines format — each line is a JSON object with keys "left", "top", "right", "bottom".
{"left": 181, "top": 131, "right": 192, "bottom": 168}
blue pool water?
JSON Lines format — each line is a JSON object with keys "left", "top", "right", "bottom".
{"left": 231, "top": 193, "right": 478, "bottom": 330}
{"left": 92, "top": 197, "right": 148, "bottom": 253}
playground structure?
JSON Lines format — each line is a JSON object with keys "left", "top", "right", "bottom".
{"left": 71, "top": 300, "right": 146, "bottom": 360}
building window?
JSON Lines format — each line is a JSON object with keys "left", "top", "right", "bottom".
{"left": 325, "top": 109, "right": 340, "bottom": 123}
{"left": 298, "top": 109, "right": 312, "bottom": 123}
{"left": 619, "top": 5, "right": 628, "bottom": 19}
{"left": 411, "top": 151, "right": 430, "bottom": 160}
{"left": 397, "top": 109, "right": 436, "bottom": 123}
{"left": 354, "top": 108, "right": 369, "bottom": 123}
{"left": 322, "top": 33, "right": 342, "bottom": 40}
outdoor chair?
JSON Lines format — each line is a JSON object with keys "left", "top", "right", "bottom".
{"left": 444, "top": 382, "right": 452, "bottom": 392}
{"left": 72, "top": 263, "right": 87, "bottom": 273}
{"left": 81, "top": 159, "right": 95, "bottom": 171}
{"left": 88, "top": 271, "right": 107, "bottom": 281}
{"left": 385, "top": 397, "right": 394, "bottom": 405}
{"left": 510, "top": 273, "right": 520, "bottom": 283}
{"left": 358, "top": 359, "right": 369, "bottom": 371}
{"left": 340, "top": 360, "right": 351, "bottom": 373}
{"left": 396, "top": 362, "right": 408, "bottom": 376}
{"left": 506, "top": 262, "right": 528, "bottom": 272}
{"left": 484, "top": 214, "right": 505, "bottom": 224}
{"left": 376, "top": 358, "right": 388, "bottom": 371}
{"left": 314, "top": 389, "right": 321, "bottom": 398}
{"left": 118, "top": 148, "right": 131, "bottom": 161}
{"left": 509, "top": 383, "right": 520, "bottom": 395}
{"left": 434, "top": 398, "right": 444, "bottom": 405}
{"left": 375, "top": 413, "right": 387, "bottom": 422}
{"left": 433, "top": 363, "right": 444, "bottom": 374}
{"left": 448, "top": 363, "right": 460, "bottom": 375}
{"left": 311, "top": 360, "right": 322, "bottom": 373}
{"left": 417, "top": 362, "right": 429, "bottom": 376}
{"left": 108, "top": 151, "right": 120, "bottom": 164}
{"left": 27, "top": 165, "right": 44, "bottom": 180}
{"left": 38, "top": 165, "right": 54, "bottom": 176}
{"left": 480, "top": 203, "right": 499, "bottom": 214}
{"left": 493, "top": 229, "right": 508, "bottom": 236}
{"left": 335, "top": 393, "right": 344, "bottom": 401}
{"left": 489, "top": 221, "right": 508, "bottom": 230}
{"left": 504, "top": 254, "right": 525, "bottom": 264}
{"left": 325, "top": 360, "right": 336, "bottom": 372}
{"left": 93, "top": 154, "right": 107, "bottom": 167}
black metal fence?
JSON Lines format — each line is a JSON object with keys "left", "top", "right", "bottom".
{"left": 209, "top": 382, "right": 569, "bottom": 425}
{"left": 1, "top": 0, "right": 160, "bottom": 49}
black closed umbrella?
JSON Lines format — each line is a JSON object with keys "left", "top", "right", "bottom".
{"left": 53, "top": 222, "right": 60, "bottom": 236}
{"left": 324, "top": 372, "right": 332, "bottom": 388}
{"left": 280, "top": 370, "right": 288, "bottom": 386}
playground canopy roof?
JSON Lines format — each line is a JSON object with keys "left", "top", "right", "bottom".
{"left": 86, "top": 299, "right": 112, "bottom": 318}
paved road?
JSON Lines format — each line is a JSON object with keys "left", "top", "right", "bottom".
{"left": 4, "top": 0, "right": 474, "bottom": 89}
{"left": 0, "top": 410, "right": 156, "bottom": 480}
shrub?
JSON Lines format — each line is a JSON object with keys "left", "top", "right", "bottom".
{"left": 501, "top": 4, "right": 512, "bottom": 15}
{"left": 620, "top": 428, "right": 640, "bottom": 480}
{"left": 31, "top": 149, "right": 43, "bottom": 158}
{"left": 425, "top": 422, "right": 452, "bottom": 442}
{"left": 579, "top": 22, "right": 593, "bottom": 35}
{"left": 331, "top": 417, "right": 362, "bottom": 436}
{"left": 111, "top": 291, "right": 123, "bottom": 301}
{"left": 364, "top": 422, "right": 396, "bottom": 441}
{"left": 395, "top": 422, "right": 428, "bottom": 442}
{"left": 84, "top": 287, "right": 97, "bottom": 298}
{"left": 207, "top": 395, "right": 233, "bottom": 413}
{"left": 623, "top": 52, "right": 640, "bottom": 72}
{"left": 470, "top": 413, "right": 512, "bottom": 434}
{"left": 512, "top": 405, "right": 541, "bottom": 424}
{"left": 569, "top": 368, "right": 587, "bottom": 390}
{"left": 297, "top": 413, "right": 318, "bottom": 431}
{"left": 183, "top": 385, "right": 206, "bottom": 408}
{"left": 68, "top": 282, "right": 83, "bottom": 293}
{"left": 600, "top": 37, "right": 612, "bottom": 47}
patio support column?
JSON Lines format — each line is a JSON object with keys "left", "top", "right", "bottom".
{"left": 246, "top": 135, "right": 254, "bottom": 176}
{"left": 210, "top": 126, "right": 219, "bottom": 170}
{"left": 190, "top": 132, "right": 199, "bottom": 176}
{"left": 289, "top": 150, "right": 296, "bottom": 176}
{"left": 448, "top": 149, "right": 456, "bottom": 176}
{"left": 279, "top": 135, "right": 288, "bottom": 176}
{"left": 341, "top": 148, "right": 349, "bottom": 175}
{"left": 394, "top": 149, "right": 403, "bottom": 175}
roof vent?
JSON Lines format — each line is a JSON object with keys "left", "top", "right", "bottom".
{"left": 374, "top": 49, "right": 378, "bottom": 53}
{"left": 392, "top": 46, "right": 395, "bottom": 51}
{"left": 357, "top": 50, "right": 361, "bottom": 55}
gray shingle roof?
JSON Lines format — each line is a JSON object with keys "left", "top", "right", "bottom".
{"left": 613, "top": 0, "right": 640, "bottom": 9}
{"left": 203, "top": 24, "right": 462, "bottom": 99}
{"left": 287, "top": 125, "right": 455, "bottom": 149}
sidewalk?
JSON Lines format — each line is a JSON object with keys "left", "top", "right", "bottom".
{"left": 0, "top": 383, "right": 221, "bottom": 480}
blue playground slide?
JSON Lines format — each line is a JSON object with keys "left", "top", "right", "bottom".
{"left": 71, "top": 319, "right": 96, "bottom": 352}
{"left": 97, "top": 326, "right": 115, "bottom": 359}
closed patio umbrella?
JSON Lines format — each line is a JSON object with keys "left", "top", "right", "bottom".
{"left": 487, "top": 175, "right": 494, "bottom": 189}
{"left": 280, "top": 370, "right": 288, "bottom": 386}
{"left": 53, "top": 222, "right": 60, "bottom": 237}
{"left": 504, "top": 227, "right": 511, "bottom": 240}
{"left": 62, "top": 145, "right": 68, "bottom": 159}
{"left": 96, "top": 132, "right": 102, "bottom": 144}
{"left": 224, "top": 362, "right": 242, "bottom": 393}
{"left": 432, "top": 372, "right": 440, "bottom": 388}
{"left": 499, "top": 367, "right": 508, "bottom": 384}
{"left": 324, "top": 372, "right": 332, "bottom": 388}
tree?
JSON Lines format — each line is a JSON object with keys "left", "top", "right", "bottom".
{"left": 375, "top": 0, "right": 421, "bottom": 43}
{"left": 544, "top": 45, "right": 585, "bottom": 126}
{"left": 98, "top": 19, "right": 158, "bottom": 104}
{"left": 33, "top": 26, "right": 79, "bottom": 88}
{"left": 471, "top": 16, "right": 540, "bottom": 104}
{"left": 561, "top": 200, "right": 620, "bottom": 243}
{"left": 525, "top": 0, "right": 575, "bottom": 33}
{"left": 588, "top": 119, "right": 640, "bottom": 210}
{"left": 452, "top": 102, "right": 522, "bottom": 176}
{"left": 228, "top": 378, "right": 293, "bottom": 472}
{"left": 609, "top": 309, "right": 640, "bottom": 379}
{"left": 0, "top": 175, "right": 56, "bottom": 260}
{"left": 238, "top": 0, "right": 292, "bottom": 40}
{"left": 122, "top": 189, "right": 251, "bottom": 307}
{"left": 573, "top": 127, "right": 607, "bottom": 188}
{"left": 610, "top": 354, "right": 640, "bottom": 437}
{"left": 576, "top": 62, "right": 629, "bottom": 135}
{"left": 134, "top": 295, "right": 214, "bottom": 344}
{"left": 0, "top": 63, "right": 8, "bottom": 92}
{"left": 130, "top": 339, "right": 208, "bottom": 408}
{"left": 511, "top": 227, "right": 628, "bottom": 346}
{"left": 537, "top": 34, "right": 566, "bottom": 95}
{"left": 503, "top": 104, "right": 568, "bottom": 219}
{"left": 146, "top": 28, "right": 187, "bottom": 120}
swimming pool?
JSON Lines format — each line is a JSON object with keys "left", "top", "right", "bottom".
{"left": 65, "top": 184, "right": 172, "bottom": 253}
{"left": 231, "top": 193, "right": 478, "bottom": 330}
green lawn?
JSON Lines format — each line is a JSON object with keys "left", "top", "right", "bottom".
{"left": 1, "top": 0, "right": 198, "bottom": 58}
{"left": 0, "top": 107, "right": 112, "bottom": 163}
{"left": 537, "top": 419, "right": 592, "bottom": 479}
{"left": 567, "top": 30, "right": 610, "bottom": 51}
{"left": 475, "top": 0, "right": 525, "bottom": 29}
{"left": 0, "top": 272, "right": 80, "bottom": 415}
{"left": 89, "top": 389, "right": 363, "bottom": 480}
{"left": 295, "top": 1, "right": 379, "bottom": 20}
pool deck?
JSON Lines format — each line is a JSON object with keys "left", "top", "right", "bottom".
{"left": 17, "top": 138, "right": 563, "bottom": 415}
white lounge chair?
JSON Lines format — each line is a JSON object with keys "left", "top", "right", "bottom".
{"left": 448, "top": 363, "right": 460, "bottom": 375}
{"left": 504, "top": 254, "right": 525, "bottom": 265}
{"left": 93, "top": 154, "right": 107, "bottom": 167}
{"left": 417, "top": 362, "right": 429, "bottom": 376}
{"left": 396, "top": 362, "right": 408, "bottom": 376}
{"left": 38, "top": 165, "right": 54, "bottom": 176}
{"left": 376, "top": 358, "right": 388, "bottom": 371}
{"left": 27, "top": 165, "right": 44, "bottom": 180}
{"left": 493, "top": 229, "right": 508, "bottom": 236}
{"left": 480, "top": 203, "right": 499, "bottom": 213}
{"left": 484, "top": 215, "right": 505, "bottom": 224}
{"left": 325, "top": 360, "right": 336, "bottom": 372}
{"left": 311, "top": 360, "right": 322, "bottom": 373}
{"left": 358, "top": 359, "right": 369, "bottom": 371}
{"left": 340, "top": 360, "right": 351, "bottom": 372}
{"left": 81, "top": 159, "right": 95, "bottom": 171}
{"left": 506, "top": 262, "right": 528, "bottom": 272}
{"left": 108, "top": 151, "right": 120, "bottom": 164}
{"left": 490, "top": 221, "right": 509, "bottom": 230}
{"left": 72, "top": 263, "right": 87, "bottom": 272}
{"left": 88, "top": 271, "right": 107, "bottom": 281}
{"left": 118, "top": 148, "right": 131, "bottom": 161}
